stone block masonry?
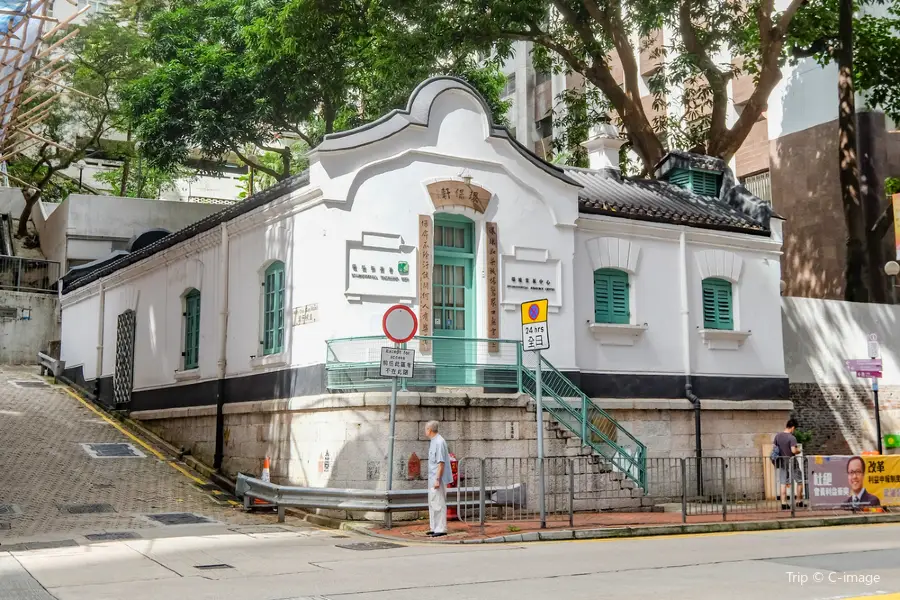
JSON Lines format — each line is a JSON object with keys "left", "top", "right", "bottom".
{"left": 132, "top": 392, "right": 792, "bottom": 490}
{"left": 790, "top": 383, "right": 900, "bottom": 455}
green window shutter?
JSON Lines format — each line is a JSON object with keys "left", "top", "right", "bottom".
{"left": 263, "top": 262, "right": 286, "bottom": 355}
{"left": 183, "top": 289, "right": 200, "bottom": 370}
{"left": 702, "top": 278, "right": 733, "bottom": 330}
{"left": 693, "top": 171, "right": 720, "bottom": 197}
{"left": 594, "top": 269, "right": 630, "bottom": 325}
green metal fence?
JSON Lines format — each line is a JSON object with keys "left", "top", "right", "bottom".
{"left": 325, "top": 335, "right": 523, "bottom": 392}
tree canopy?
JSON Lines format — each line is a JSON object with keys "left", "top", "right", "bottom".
{"left": 125, "top": 0, "right": 511, "bottom": 182}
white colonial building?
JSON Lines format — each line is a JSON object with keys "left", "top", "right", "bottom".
{"left": 58, "top": 78, "right": 790, "bottom": 490}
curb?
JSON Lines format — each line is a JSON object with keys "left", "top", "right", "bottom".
{"left": 348, "top": 513, "right": 900, "bottom": 545}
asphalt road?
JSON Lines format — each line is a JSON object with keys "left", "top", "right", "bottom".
{"left": 3, "top": 521, "right": 900, "bottom": 600}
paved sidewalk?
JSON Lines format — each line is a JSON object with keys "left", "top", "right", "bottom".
{"left": 362, "top": 507, "right": 897, "bottom": 543}
{"left": 0, "top": 367, "right": 283, "bottom": 543}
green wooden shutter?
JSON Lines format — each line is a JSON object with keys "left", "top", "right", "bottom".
{"left": 594, "top": 269, "right": 630, "bottom": 324}
{"left": 183, "top": 289, "right": 200, "bottom": 369}
{"left": 702, "top": 278, "right": 733, "bottom": 330}
{"left": 263, "top": 262, "right": 285, "bottom": 355}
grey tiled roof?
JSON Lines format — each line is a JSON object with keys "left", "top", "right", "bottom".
{"left": 565, "top": 166, "right": 770, "bottom": 235}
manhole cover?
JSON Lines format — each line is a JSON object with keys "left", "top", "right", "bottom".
{"left": 147, "top": 513, "right": 213, "bottom": 526}
{"left": 194, "top": 563, "right": 233, "bottom": 570}
{"left": 0, "top": 504, "right": 22, "bottom": 517}
{"left": 336, "top": 541, "right": 406, "bottom": 551}
{"left": 11, "top": 380, "right": 48, "bottom": 388}
{"left": 80, "top": 443, "right": 146, "bottom": 458}
{"left": 2, "top": 539, "right": 77, "bottom": 552}
{"left": 61, "top": 503, "right": 116, "bottom": 515}
{"left": 85, "top": 531, "right": 138, "bottom": 541}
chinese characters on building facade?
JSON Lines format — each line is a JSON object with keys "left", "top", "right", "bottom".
{"left": 486, "top": 222, "right": 499, "bottom": 352}
{"left": 426, "top": 180, "right": 490, "bottom": 213}
{"left": 418, "top": 215, "right": 433, "bottom": 353}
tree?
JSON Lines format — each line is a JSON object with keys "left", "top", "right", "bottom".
{"left": 93, "top": 148, "right": 187, "bottom": 198}
{"left": 789, "top": 0, "right": 900, "bottom": 301}
{"left": 390, "top": 0, "right": 814, "bottom": 175}
{"left": 8, "top": 15, "right": 152, "bottom": 236}
{"left": 125, "top": 0, "right": 510, "bottom": 182}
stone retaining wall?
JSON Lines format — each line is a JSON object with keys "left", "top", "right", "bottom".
{"left": 132, "top": 393, "right": 792, "bottom": 488}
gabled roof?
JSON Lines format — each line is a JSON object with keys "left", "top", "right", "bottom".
{"left": 566, "top": 166, "right": 770, "bottom": 236}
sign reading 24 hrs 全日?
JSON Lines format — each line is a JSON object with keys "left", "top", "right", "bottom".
{"left": 521, "top": 299, "right": 549, "bottom": 352}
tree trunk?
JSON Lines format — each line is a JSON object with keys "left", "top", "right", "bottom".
{"left": 16, "top": 191, "right": 39, "bottom": 237}
{"left": 838, "top": 0, "right": 868, "bottom": 302}
{"left": 119, "top": 126, "right": 133, "bottom": 196}
{"left": 858, "top": 113, "right": 887, "bottom": 302}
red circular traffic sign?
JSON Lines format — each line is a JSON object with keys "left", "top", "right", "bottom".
{"left": 382, "top": 304, "right": 418, "bottom": 343}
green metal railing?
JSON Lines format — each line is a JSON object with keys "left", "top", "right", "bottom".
{"left": 521, "top": 354, "right": 647, "bottom": 488}
{"left": 325, "top": 335, "right": 523, "bottom": 391}
{"left": 324, "top": 335, "right": 646, "bottom": 488}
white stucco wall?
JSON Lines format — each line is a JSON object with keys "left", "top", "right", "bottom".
{"left": 37, "top": 195, "right": 225, "bottom": 271}
{"left": 783, "top": 297, "right": 900, "bottom": 386}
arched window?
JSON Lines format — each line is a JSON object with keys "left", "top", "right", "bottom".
{"left": 263, "top": 261, "right": 286, "bottom": 355}
{"left": 183, "top": 289, "right": 201, "bottom": 369}
{"left": 701, "top": 278, "right": 733, "bottom": 330}
{"left": 593, "top": 268, "right": 630, "bottom": 324}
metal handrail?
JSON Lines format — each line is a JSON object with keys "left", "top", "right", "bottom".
{"left": 37, "top": 352, "right": 65, "bottom": 381}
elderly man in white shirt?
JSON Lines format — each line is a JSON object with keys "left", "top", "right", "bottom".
{"left": 425, "top": 420, "right": 454, "bottom": 537}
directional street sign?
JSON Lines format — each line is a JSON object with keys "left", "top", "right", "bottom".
{"left": 846, "top": 358, "right": 883, "bottom": 371}
{"left": 521, "top": 299, "right": 549, "bottom": 352}
{"left": 856, "top": 370, "right": 883, "bottom": 379}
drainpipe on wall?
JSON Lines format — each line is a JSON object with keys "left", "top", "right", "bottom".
{"left": 214, "top": 222, "right": 229, "bottom": 471}
{"left": 95, "top": 282, "right": 105, "bottom": 399}
{"left": 679, "top": 231, "right": 702, "bottom": 495}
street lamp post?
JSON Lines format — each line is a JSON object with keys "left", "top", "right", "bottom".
{"left": 885, "top": 261, "right": 900, "bottom": 304}
{"left": 75, "top": 160, "right": 86, "bottom": 191}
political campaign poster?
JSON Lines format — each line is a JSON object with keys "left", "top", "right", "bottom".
{"left": 807, "top": 455, "right": 900, "bottom": 511}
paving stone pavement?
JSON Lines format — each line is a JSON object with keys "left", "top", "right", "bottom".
{"left": 0, "top": 367, "right": 280, "bottom": 542}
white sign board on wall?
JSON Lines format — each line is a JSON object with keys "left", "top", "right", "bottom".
{"left": 500, "top": 247, "right": 562, "bottom": 312}
{"left": 345, "top": 232, "right": 416, "bottom": 303}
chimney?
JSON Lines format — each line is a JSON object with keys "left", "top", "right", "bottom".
{"left": 581, "top": 123, "right": 626, "bottom": 170}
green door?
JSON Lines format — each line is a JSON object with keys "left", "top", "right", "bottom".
{"left": 433, "top": 216, "right": 474, "bottom": 385}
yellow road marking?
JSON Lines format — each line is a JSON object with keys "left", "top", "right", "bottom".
{"left": 841, "top": 594, "right": 900, "bottom": 600}
{"left": 62, "top": 386, "right": 228, "bottom": 495}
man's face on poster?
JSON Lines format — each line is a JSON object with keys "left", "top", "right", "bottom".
{"left": 848, "top": 457, "right": 865, "bottom": 495}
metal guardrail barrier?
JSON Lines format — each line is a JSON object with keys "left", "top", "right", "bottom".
{"left": 235, "top": 472, "right": 520, "bottom": 525}
{"left": 0, "top": 256, "right": 60, "bottom": 293}
{"left": 37, "top": 352, "right": 64, "bottom": 381}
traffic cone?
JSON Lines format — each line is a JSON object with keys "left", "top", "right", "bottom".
{"left": 253, "top": 456, "right": 272, "bottom": 506}
{"left": 261, "top": 456, "right": 271, "bottom": 482}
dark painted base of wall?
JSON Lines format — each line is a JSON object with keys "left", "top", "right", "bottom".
{"left": 564, "top": 372, "right": 789, "bottom": 401}
{"left": 64, "top": 363, "right": 789, "bottom": 413}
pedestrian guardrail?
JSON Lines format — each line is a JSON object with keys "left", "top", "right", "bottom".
{"left": 37, "top": 352, "right": 64, "bottom": 381}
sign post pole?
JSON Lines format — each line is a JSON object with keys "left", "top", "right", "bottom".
{"left": 380, "top": 305, "right": 418, "bottom": 530}
{"left": 385, "top": 344, "right": 399, "bottom": 529}
{"left": 869, "top": 333, "right": 883, "bottom": 455}
{"left": 535, "top": 348, "right": 545, "bottom": 529}
{"left": 521, "top": 299, "right": 550, "bottom": 530}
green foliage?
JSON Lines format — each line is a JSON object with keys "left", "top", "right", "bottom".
{"left": 235, "top": 141, "right": 311, "bottom": 198}
{"left": 794, "top": 429, "right": 813, "bottom": 445}
{"left": 789, "top": 0, "right": 900, "bottom": 125}
{"left": 125, "top": 0, "right": 510, "bottom": 181}
{"left": 6, "top": 157, "right": 80, "bottom": 203}
{"left": 93, "top": 152, "right": 188, "bottom": 198}
{"left": 886, "top": 177, "right": 900, "bottom": 197}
